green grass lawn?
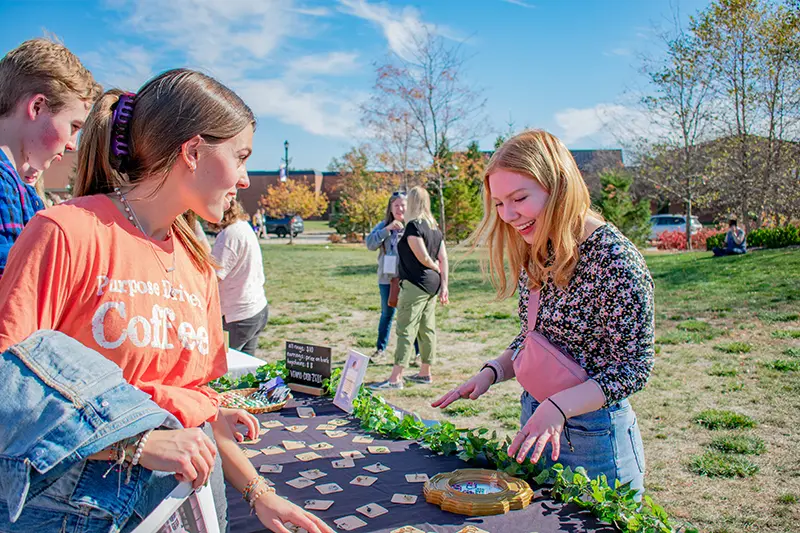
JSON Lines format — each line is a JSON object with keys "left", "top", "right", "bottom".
{"left": 255, "top": 244, "right": 800, "bottom": 533}
{"left": 302, "top": 219, "right": 334, "bottom": 234}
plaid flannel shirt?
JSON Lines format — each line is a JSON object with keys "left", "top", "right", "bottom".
{"left": 0, "top": 150, "right": 45, "bottom": 275}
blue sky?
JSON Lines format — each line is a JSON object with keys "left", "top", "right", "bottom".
{"left": 0, "top": 0, "right": 710, "bottom": 171}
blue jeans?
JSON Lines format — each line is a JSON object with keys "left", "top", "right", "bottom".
{"left": 520, "top": 391, "right": 646, "bottom": 499}
{"left": 377, "top": 283, "right": 418, "bottom": 354}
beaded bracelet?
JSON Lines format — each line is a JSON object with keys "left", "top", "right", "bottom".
{"left": 248, "top": 485, "right": 276, "bottom": 513}
{"left": 131, "top": 429, "right": 153, "bottom": 466}
{"left": 243, "top": 475, "right": 276, "bottom": 511}
{"left": 242, "top": 475, "right": 264, "bottom": 501}
{"left": 125, "top": 429, "right": 154, "bottom": 484}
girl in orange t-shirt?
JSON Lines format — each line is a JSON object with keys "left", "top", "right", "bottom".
{"left": 0, "top": 69, "right": 332, "bottom": 533}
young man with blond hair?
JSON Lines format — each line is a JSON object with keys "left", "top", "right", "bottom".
{"left": 0, "top": 38, "right": 101, "bottom": 275}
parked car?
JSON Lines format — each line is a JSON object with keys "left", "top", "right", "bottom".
{"left": 649, "top": 214, "right": 703, "bottom": 240}
{"left": 264, "top": 215, "right": 304, "bottom": 238}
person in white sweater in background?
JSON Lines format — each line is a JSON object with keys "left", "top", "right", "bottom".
{"left": 210, "top": 200, "right": 268, "bottom": 355}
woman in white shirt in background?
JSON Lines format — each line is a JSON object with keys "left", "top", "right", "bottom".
{"left": 209, "top": 200, "right": 268, "bottom": 355}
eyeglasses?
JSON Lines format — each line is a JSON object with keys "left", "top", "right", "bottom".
{"left": 391, "top": 191, "right": 407, "bottom": 198}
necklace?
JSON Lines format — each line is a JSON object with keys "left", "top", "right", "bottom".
{"left": 113, "top": 187, "right": 177, "bottom": 277}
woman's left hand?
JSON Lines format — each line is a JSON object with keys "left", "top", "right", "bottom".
{"left": 219, "top": 407, "right": 259, "bottom": 442}
{"left": 255, "top": 492, "right": 334, "bottom": 533}
{"left": 507, "top": 399, "right": 565, "bottom": 464}
{"left": 439, "top": 285, "right": 449, "bottom": 305}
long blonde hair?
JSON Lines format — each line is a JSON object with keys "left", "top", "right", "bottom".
{"left": 472, "top": 129, "right": 601, "bottom": 297}
{"left": 207, "top": 200, "right": 250, "bottom": 233}
{"left": 75, "top": 69, "right": 255, "bottom": 273}
{"left": 405, "top": 186, "right": 438, "bottom": 229}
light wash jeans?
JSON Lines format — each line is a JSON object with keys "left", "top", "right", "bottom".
{"left": 520, "top": 391, "right": 646, "bottom": 499}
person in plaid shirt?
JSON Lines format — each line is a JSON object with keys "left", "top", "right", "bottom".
{"left": 0, "top": 38, "right": 101, "bottom": 275}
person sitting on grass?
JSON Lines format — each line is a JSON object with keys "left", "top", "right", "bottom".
{"left": 713, "top": 219, "right": 746, "bottom": 256}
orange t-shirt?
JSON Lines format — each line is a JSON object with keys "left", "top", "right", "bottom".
{"left": 0, "top": 195, "right": 227, "bottom": 427}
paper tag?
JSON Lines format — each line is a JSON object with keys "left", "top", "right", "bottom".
{"left": 340, "top": 450, "right": 365, "bottom": 460}
{"left": 262, "top": 420, "right": 283, "bottom": 428}
{"left": 295, "top": 452, "right": 322, "bottom": 462}
{"left": 352, "top": 435, "right": 374, "bottom": 444}
{"left": 363, "top": 462, "right": 390, "bottom": 473}
{"left": 261, "top": 446, "right": 285, "bottom": 456}
{"left": 283, "top": 523, "right": 308, "bottom": 533}
{"left": 332, "top": 458, "right": 355, "bottom": 469}
{"left": 334, "top": 516, "right": 367, "bottom": 531}
{"left": 356, "top": 503, "right": 388, "bottom": 518}
{"left": 382, "top": 254, "right": 398, "bottom": 275}
{"left": 390, "top": 527, "right": 425, "bottom": 533}
{"left": 391, "top": 494, "right": 418, "bottom": 505}
{"left": 299, "top": 469, "right": 327, "bottom": 480}
{"left": 350, "top": 475, "right": 377, "bottom": 487}
{"left": 304, "top": 499, "right": 334, "bottom": 511}
{"left": 405, "top": 473, "right": 429, "bottom": 483}
{"left": 455, "top": 527, "right": 490, "bottom": 533}
{"left": 285, "top": 425, "right": 308, "bottom": 433}
{"left": 259, "top": 464, "right": 283, "bottom": 474}
{"left": 282, "top": 440, "right": 307, "bottom": 450}
{"left": 316, "top": 483, "right": 343, "bottom": 495}
{"left": 367, "top": 445, "right": 390, "bottom": 454}
{"left": 325, "top": 430, "right": 348, "bottom": 438}
{"left": 297, "top": 407, "right": 316, "bottom": 418}
{"left": 310, "top": 442, "right": 334, "bottom": 450}
{"left": 286, "top": 477, "right": 315, "bottom": 489}
{"left": 329, "top": 419, "right": 350, "bottom": 426}
{"left": 316, "top": 424, "right": 336, "bottom": 431}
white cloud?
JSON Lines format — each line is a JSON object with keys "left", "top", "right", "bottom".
{"left": 94, "top": 0, "right": 363, "bottom": 138}
{"left": 605, "top": 47, "right": 632, "bottom": 57}
{"left": 287, "top": 52, "right": 360, "bottom": 77}
{"left": 82, "top": 44, "right": 155, "bottom": 90}
{"left": 337, "top": 0, "right": 453, "bottom": 60}
{"left": 234, "top": 79, "right": 364, "bottom": 138}
{"left": 554, "top": 103, "right": 669, "bottom": 147}
{"left": 123, "top": 0, "right": 296, "bottom": 77}
{"left": 291, "top": 6, "right": 331, "bottom": 16}
{"left": 502, "top": 0, "right": 535, "bottom": 8}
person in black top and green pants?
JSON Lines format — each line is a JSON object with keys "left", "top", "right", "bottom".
{"left": 369, "top": 186, "right": 449, "bottom": 390}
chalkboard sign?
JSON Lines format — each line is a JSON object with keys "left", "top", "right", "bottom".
{"left": 285, "top": 341, "right": 332, "bottom": 395}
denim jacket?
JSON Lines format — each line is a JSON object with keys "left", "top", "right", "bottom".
{"left": 0, "top": 330, "right": 182, "bottom": 530}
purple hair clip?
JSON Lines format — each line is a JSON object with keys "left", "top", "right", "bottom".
{"left": 111, "top": 92, "right": 136, "bottom": 165}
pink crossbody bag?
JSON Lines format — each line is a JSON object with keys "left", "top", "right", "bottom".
{"left": 511, "top": 288, "right": 589, "bottom": 403}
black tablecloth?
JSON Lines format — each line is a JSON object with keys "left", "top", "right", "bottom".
{"left": 226, "top": 394, "right": 615, "bottom": 533}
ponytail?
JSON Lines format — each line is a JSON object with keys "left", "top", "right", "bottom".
{"left": 74, "top": 90, "right": 125, "bottom": 197}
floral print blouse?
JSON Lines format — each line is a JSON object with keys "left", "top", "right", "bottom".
{"left": 507, "top": 224, "right": 655, "bottom": 405}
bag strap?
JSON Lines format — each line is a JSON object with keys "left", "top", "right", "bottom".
{"left": 526, "top": 288, "right": 541, "bottom": 331}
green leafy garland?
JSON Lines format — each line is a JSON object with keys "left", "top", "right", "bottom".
{"left": 213, "top": 364, "right": 695, "bottom": 533}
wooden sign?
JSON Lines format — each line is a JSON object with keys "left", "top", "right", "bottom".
{"left": 285, "top": 341, "right": 332, "bottom": 396}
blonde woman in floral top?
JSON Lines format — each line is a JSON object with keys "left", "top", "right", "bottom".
{"left": 433, "top": 130, "right": 654, "bottom": 498}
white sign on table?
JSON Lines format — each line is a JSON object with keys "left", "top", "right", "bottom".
{"left": 131, "top": 482, "right": 219, "bottom": 533}
{"left": 333, "top": 349, "right": 370, "bottom": 413}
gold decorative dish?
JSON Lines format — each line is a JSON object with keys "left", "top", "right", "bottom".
{"left": 423, "top": 468, "right": 533, "bottom": 516}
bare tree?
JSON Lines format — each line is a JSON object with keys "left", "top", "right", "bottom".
{"left": 362, "top": 27, "right": 486, "bottom": 237}
{"left": 693, "top": 0, "right": 800, "bottom": 227}
{"left": 362, "top": 106, "right": 422, "bottom": 191}
{"left": 637, "top": 10, "right": 716, "bottom": 248}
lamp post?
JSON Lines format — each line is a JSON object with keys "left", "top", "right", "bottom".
{"left": 282, "top": 140, "right": 294, "bottom": 244}
{"left": 283, "top": 140, "right": 289, "bottom": 175}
